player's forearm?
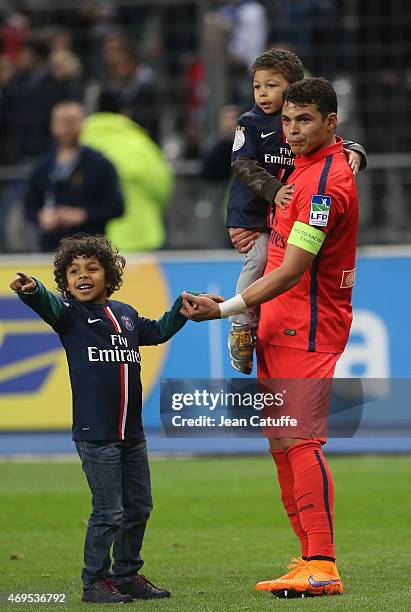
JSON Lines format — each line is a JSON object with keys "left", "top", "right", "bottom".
{"left": 218, "top": 265, "right": 301, "bottom": 319}
{"left": 18, "top": 279, "right": 62, "bottom": 328}
{"left": 157, "top": 296, "right": 187, "bottom": 343}
{"left": 241, "top": 265, "right": 302, "bottom": 309}
{"left": 232, "top": 157, "right": 283, "bottom": 202}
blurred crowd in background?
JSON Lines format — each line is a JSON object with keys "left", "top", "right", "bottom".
{"left": 0, "top": 0, "right": 410, "bottom": 252}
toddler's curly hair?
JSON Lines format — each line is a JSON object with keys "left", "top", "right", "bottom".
{"left": 252, "top": 48, "right": 304, "bottom": 83}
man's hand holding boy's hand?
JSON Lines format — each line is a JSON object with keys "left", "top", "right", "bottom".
{"left": 180, "top": 291, "right": 224, "bottom": 321}
{"left": 10, "top": 272, "right": 37, "bottom": 293}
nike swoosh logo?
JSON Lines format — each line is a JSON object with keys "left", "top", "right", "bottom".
{"left": 88, "top": 318, "right": 102, "bottom": 324}
{"left": 261, "top": 131, "right": 276, "bottom": 138}
{"left": 307, "top": 576, "right": 339, "bottom": 587}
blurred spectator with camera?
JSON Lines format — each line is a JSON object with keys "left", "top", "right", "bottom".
{"left": 25, "top": 101, "right": 124, "bottom": 251}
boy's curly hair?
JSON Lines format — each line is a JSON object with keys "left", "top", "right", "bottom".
{"left": 54, "top": 234, "right": 126, "bottom": 298}
{"left": 252, "top": 48, "right": 304, "bottom": 83}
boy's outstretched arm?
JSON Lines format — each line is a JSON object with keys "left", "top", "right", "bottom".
{"left": 139, "top": 293, "right": 224, "bottom": 345}
{"left": 156, "top": 293, "right": 224, "bottom": 343}
{"left": 156, "top": 295, "right": 187, "bottom": 343}
{"left": 10, "top": 272, "right": 62, "bottom": 328}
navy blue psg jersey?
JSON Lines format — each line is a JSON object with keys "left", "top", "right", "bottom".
{"left": 226, "top": 104, "right": 294, "bottom": 228}
{"left": 52, "top": 297, "right": 163, "bottom": 441}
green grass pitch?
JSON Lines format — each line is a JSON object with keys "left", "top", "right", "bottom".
{"left": 1, "top": 455, "right": 410, "bottom": 611}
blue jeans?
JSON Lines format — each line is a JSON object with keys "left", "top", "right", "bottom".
{"left": 75, "top": 438, "right": 153, "bottom": 589}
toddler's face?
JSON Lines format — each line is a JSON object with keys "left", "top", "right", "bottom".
{"left": 66, "top": 256, "right": 109, "bottom": 304}
{"left": 253, "top": 70, "right": 289, "bottom": 115}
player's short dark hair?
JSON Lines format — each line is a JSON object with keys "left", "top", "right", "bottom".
{"left": 252, "top": 48, "right": 304, "bottom": 83}
{"left": 282, "top": 77, "right": 338, "bottom": 119}
{"left": 54, "top": 234, "right": 126, "bottom": 298}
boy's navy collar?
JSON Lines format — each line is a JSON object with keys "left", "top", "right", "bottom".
{"left": 64, "top": 296, "right": 111, "bottom": 310}
{"left": 252, "top": 103, "right": 267, "bottom": 116}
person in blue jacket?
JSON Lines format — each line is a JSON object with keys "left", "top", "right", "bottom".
{"left": 25, "top": 101, "right": 124, "bottom": 252}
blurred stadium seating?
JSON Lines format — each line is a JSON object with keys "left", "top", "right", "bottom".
{"left": 0, "top": 0, "right": 410, "bottom": 251}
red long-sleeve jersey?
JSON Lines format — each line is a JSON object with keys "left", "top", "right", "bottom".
{"left": 258, "top": 137, "right": 359, "bottom": 353}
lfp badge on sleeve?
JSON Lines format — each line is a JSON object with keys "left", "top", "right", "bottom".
{"left": 309, "top": 194, "right": 331, "bottom": 227}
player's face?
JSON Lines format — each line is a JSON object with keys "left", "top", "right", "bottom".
{"left": 282, "top": 102, "right": 337, "bottom": 156}
{"left": 253, "top": 70, "right": 289, "bottom": 115}
{"left": 66, "top": 256, "right": 110, "bottom": 304}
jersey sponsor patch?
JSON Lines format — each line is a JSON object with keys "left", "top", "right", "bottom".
{"left": 121, "top": 315, "right": 135, "bottom": 331}
{"left": 340, "top": 268, "right": 355, "bottom": 288}
{"left": 309, "top": 194, "right": 331, "bottom": 227}
{"left": 232, "top": 125, "right": 245, "bottom": 152}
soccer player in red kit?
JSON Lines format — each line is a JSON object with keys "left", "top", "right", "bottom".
{"left": 181, "top": 77, "right": 359, "bottom": 598}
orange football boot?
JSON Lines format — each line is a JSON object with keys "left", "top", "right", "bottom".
{"left": 256, "top": 559, "right": 343, "bottom": 598}
{"left": 256, "top": 557, "right": 308, "bottom": 592}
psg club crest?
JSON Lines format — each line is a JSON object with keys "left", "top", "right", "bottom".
{"left": 121, "top": 316, "right": 134, "bottom": 331}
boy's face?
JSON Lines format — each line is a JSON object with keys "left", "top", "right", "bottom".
{"left": 253, "top": 70, "right": 289, "bottom": 115}
{"left": 281, "top": 101, "right": 337, "bottom": 156}
{"left": 66, "top": 256, "right": 110, "bottom": 304}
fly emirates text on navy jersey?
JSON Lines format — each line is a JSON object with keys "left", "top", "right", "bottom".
{"left": 87, "top": 333, "right": 141, "bottom": 364}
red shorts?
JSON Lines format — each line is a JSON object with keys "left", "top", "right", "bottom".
{"left": 256, "top": 341, "right": 341, "bottom": 441}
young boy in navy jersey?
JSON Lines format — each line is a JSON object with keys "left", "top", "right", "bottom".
{"left": 9, "top": 234, "right": 208, "bottom": 604}
{"left": 227, "top": 48, "right": 366, "bottom": 374}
